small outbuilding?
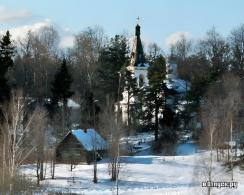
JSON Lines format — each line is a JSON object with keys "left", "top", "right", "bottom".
{"left": 56, "top": 129, "right": 107, "bottom": 164}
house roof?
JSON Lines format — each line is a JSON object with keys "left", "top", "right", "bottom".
{"left": 71, "top": 129, "right": 107, "bottom": 151}
{"left": 165, "top": 78, "right": 191, "bottom": 93}
{"left": 67, "top": 99, "right": 80, "bottom": 108}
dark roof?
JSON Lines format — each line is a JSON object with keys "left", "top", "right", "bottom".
{"left": 130, "top": 24, "right": 146, "bottom": 67}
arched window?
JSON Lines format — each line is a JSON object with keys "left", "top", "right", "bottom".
{"left": 139, "top": 74, "right": 144, "bottom": 87}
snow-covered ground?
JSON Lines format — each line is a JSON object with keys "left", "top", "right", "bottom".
{"left": 21, "top": 151, "right": 244, "bottom": 194}
{"left": 120, "top": 132, "right": 154, "bottom": 153}
{"left": 121, "top": 132, "right": 155, "bottom": 145}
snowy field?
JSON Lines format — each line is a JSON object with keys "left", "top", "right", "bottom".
{"left": 21, "top": 151, "right": 244, "bottom": 195}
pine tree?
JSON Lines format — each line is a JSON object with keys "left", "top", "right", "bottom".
{"left": 133, "top": 87, "right": 153, "bottom": 129}
{"left": 145, "top": 55, "right": 167, "bottom": 140}
{"left": 121, "top": 68, "right": 138, "bottom": 128}
{"left": 0, "top": 30, "right": 15, "bottom": 102}
{"left": 96, "top": 35, "right": 129, "bottom": 104}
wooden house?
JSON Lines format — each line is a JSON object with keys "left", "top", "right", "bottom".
{"left": 56, "top": 129, "right": 107, "bottom": 164}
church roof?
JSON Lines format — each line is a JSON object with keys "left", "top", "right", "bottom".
{"left": 130, "top": 24, "right": 146, "bottom": 67}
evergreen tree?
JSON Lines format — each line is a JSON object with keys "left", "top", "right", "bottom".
{"left": 0, "top": 31, "right": 15, "bottom": 102}
{"left": 51, "top": 59, "right": 73, "bottom": 132}
{"left": 121, "top": 68, "right": 138, "bottom": 128}
{"left": 145, "top": 55, "right": 167, "bottom": 140}
{"left": 80, "top": 90, "right": 100, "bottom": 128}
{"left": 96, "top": 35, "right": 129, "bottom": 104}
{"left": 51, "top": 58, "right": 73, "bottom": 107}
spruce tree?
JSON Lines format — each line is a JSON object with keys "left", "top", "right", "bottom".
{"left": 79, "top": 90, "right": 101, "bottom": 128}
{"left": 0, "top": 30, "right": 15, "bottom": 102}
{"left": 51, "top": 58, "right": 73, "bottom": 107}
{"left": 51, "top": 59, "right": 73, "bottom": 132}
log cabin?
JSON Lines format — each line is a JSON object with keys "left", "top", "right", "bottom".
{"left": 56, "top": 128, "right": 107, "bottom": 164}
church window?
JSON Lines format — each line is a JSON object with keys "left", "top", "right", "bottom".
{"left": 139, "top": 74, "right": 144, "bottom": 87}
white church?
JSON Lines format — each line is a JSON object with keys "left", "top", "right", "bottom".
{"left": 120, "top": 23, "right": 189, "bottom": 124}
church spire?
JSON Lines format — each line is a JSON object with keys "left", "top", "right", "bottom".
{"left": 135, "top": 24, "right": 141, "bottom": 36}
{"left": 130, "top": 19, "right": 146, "bottom": 67}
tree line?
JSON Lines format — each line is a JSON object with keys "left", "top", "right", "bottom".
{"left": 0, "top": 23, "right": 244, "bottom": 193}
{"left": 170, "top": 26, "right": 244, "bottom": 193}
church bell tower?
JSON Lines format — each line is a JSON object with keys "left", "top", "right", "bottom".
{"left": 128, "top": 21, "right": 149, "bottom": 88}
{"left": 119, "top": 21, "right": 150, "bottom": 124}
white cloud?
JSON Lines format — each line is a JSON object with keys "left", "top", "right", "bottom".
{"left": 0, "top": 19, "right": 52, "bottom": 42}
{"left": 0, "top": 5, "right": 32, "bottom": 24}
{"left": 57, "top": 26, "right": 75, "bottom": 48}
{"left": 1, "top": 19, "right": 75, "bottom": 49}
{"left": 59, "top": 35, "right": 74, "bottom": 48}
{"left": 165, "top": 32, "right": 192, "bottom": 46}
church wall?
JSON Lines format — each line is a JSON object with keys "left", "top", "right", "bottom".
{"left": 134, "top": 67, "right": 149, "bottom": 87}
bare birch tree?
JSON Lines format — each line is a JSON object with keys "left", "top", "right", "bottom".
{"left": 0, "top": 90, "right": 37, "bottom": 193}
{"left": 221, "top": 73, "right": 241, "bottom": 180}
{"left": 30, "top": 106, "right": 47, "bottom": 185}
{"left": 197, "top": 73, "right": 241, "bottom": 195}
{"left": 91, "top": 128, "right": 98, "bottom": 183}
{"left": 99, "top": 97, "right": 123, "bottom": 194}
{"left": 200, "top": 86, "right": 221, "bottom": 195}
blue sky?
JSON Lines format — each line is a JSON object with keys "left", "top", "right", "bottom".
{"left": 1, "top": 0, "right": 244, "bottom": 50}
